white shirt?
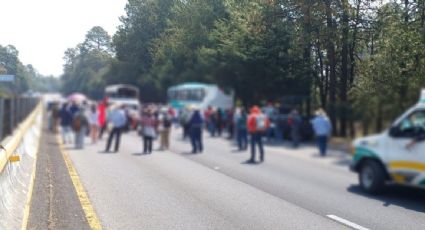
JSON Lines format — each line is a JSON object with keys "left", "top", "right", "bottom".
{"left": 88, "top": 111, "right": 99, "bottom": 125}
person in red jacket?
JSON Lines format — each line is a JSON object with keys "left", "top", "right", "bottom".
{"left": 98, "top": 97, "right": 108, "bottom": 140}
{"left": 247, "top": 106, "right": 270, "bottom": 163}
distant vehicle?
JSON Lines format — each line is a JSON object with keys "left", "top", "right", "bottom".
{"left": 351, "top": 89, "right": 425, "bottom": 194}
{"left": 105, "top": 84, "right": 141, "bottom": 129}
{"left": 167, "top": 83, "right": 233, "bottom": 111}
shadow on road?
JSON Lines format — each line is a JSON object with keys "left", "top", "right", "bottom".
{"left": 97, "top": 150, "right": 117, "bottom": 154}
{"left": 131, "top": 152, "right": 152, "bottom": 156}
{"left": 241, "top": 160, "right": 262, "bottom": 165}
{"left": 347, "top": 184, "right": 425, "bottom": 213}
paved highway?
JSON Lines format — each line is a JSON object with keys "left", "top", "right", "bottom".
{"left": 64, "top": 129, "right": 425, "bottom": 230}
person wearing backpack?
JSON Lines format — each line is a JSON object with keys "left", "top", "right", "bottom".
{"left": 72, "top": 107, "right": 89, "bottom": 149}
{"left": 247, "top": 106, "right": 270, "bottom": 163}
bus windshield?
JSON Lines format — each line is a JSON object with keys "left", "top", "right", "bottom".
{"left": 168, "top": 88, "right": 206, "bottom": 102}
{"left": 105, "top": 85, "right": 139, "bottom": 99}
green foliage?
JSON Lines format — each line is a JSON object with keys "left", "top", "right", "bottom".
{"left": 0, "top": 45, "right": 58, "bottom": 96}
{"left": 61, "top": 26, "right": 114, "bottom": 99}
{"left": 353, "top": 1, "right": 425, "bottom": 127}
{"left": 59, "top": 0, "right": 425, "bottom": 136}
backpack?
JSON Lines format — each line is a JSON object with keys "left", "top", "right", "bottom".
{"left": 163, "top": 117, "right": 172, "bottom": 128}
{"left": 72, "top": 115, "right": 82, "bottom": 132}
{"left": 256, "top": 114, "right": 267, "bottom": 131}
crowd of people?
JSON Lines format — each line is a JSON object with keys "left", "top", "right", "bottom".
{"left": 48, "top": 98, "right": 333, "bottom": 163}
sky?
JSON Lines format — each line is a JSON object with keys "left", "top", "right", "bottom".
{"left": 0, "top": 0, "right": 127, "bottom": 77}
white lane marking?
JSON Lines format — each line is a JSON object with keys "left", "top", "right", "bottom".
{"left": 326, "top": 215, "right": 369, "bottom": 230}
{"left": 214, "top": 166, "right": 220, "bottom": 170}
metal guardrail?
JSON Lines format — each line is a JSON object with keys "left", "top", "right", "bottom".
{"left": 0, "top": 97, "right": 39, "bottom": 141}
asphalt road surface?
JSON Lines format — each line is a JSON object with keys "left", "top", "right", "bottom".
{"left": 64, "top": 128, "right": 425, "bottom": 230}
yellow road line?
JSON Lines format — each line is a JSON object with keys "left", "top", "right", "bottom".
{"left": 56, "top": 135, "right": 103, "bottom": 230}
{"left": 21, "top": 111, "right": 43, "bottom": 230}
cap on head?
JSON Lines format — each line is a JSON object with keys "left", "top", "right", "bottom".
{"left": 315, "top": 108, "right": 326, "bottom": 116}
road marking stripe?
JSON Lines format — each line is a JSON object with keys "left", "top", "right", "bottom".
{"left": 57, "top": 135, "right": 103, "bottom": 230}
{"left": 326, "top": 215, "right": 369, "bottom": 230}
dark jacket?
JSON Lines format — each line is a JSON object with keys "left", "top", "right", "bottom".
{"left": 59, "top": 107, "right": 73, "bottom": 126}
{"left": 189, "top": 111, "right": 203, "bottom": 128}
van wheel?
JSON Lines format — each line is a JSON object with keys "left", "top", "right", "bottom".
{"left": 359, "top": 160, "right": 385, "bottom": 194}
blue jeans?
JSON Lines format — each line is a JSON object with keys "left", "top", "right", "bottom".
{"left": 317, "top": 136, "right": 328, "bottom": 156}
{"left": 237, "top": 128, "right": 248, "bottom": 150}
{"left": 250, "top": 132, "right": 264, "bottom": 161}
{"left": 190, "top": 127, "right": 203, "bottom": 153}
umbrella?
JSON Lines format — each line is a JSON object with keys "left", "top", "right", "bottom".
{"left": 67, "top": 93, "right": 87, "bottom": 102}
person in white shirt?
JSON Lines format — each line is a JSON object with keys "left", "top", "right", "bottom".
{"left": 88, "top": 104, "right": 99, "bottom": 144}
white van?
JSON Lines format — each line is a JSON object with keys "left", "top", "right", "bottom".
{"left": 351, "top": 89, "right": 425, "bottom": 193}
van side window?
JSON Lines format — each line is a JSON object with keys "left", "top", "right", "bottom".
{"left": 395, "top": 110, "right": 425, "bottom": 138}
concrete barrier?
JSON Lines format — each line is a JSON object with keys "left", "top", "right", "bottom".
{"left": 0, "top": 102, "right": 43, "bottom": 230}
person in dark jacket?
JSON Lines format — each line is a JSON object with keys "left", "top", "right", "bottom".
{"left": 235, "top": 108, "right": 248, "bottom": 151}
{"left": 189, "top": 108, "right": 204, "bottom": 153}
{"left": 59, "top": 103, "right": 73, "bottom": 144}
{"left": 288, "top": 109, "right": 302, "bottom": 148}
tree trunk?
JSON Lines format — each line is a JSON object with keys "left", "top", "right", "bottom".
{"left": 376, "top": 101, "right": 383, "bottom": 133}
{"left": 339, "top": 0, "right": 350, "bottom": 137}
{"left": 325, "top": 0, "right": 338, "bottom": 136}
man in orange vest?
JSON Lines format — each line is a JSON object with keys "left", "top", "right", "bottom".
{"left": 247, "top": 106, "right": 270, "bottom": 163}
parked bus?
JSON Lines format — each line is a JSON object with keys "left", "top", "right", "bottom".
{"left": 167, "top": 83, "right": 233, "bottom": 111}
{"left": 105, "top": 84, "right": 140, "bottom": 129}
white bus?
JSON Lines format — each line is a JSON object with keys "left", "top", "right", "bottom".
{"left": 167, "top": 83, "right": 233, "bottom": 111}
{"left": 105, "top": 84, "right": 141, "bottom": 128}
{"left": 105, "top": 84, "right": 140, "bottom": 109}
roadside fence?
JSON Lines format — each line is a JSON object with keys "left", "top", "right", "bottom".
{"left": 0, "top": 97, "right": 39, "bottom": 141}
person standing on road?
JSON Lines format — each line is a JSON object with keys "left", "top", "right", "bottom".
{"left": 105, "top": 104, "right": 127, "bottom": 153}
{"left": 59, "top": 103, "right": 73, "bottom": 144}
{"left": 97, "top": 98, "right": 108, "bottom": 140}
{"left": 72, "top": 107, "right": 89, "bottom": 149}
{"left": 263, "top": 102, "right": 275, "bottom": 142}
{"left": 216, "top": 108, "right": 224, "bottom": 137}
{"left": 247, "top": 106, "right": 270, "bottom": 163}
{"left": 88, "top": 104, "right": 99, "bottom": 144}
{"left": 140, "top": 109, "right": 157, "bottom": 154}
{"left": 158, "top": 110, "right": 172, "bottom": 150}
{"left": 204, "top": 106, "right": 214, "bottom": 137}
{"left": 180, "top": 107, "right": 191, "bottom": 140}
{"left": 189, "top": 107, "right": 204, "bottom": 153}
{"left": 51, "top": 103, "right": 60, "bottom": 133}
{"left": 288, "top": 109, "right": 302, "bottom": 148}
{"left": 235, "top": 107, "right": 248, "bottom": 151}
{"left": 311, "top": 108, "right": 332, "bottom": 157}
